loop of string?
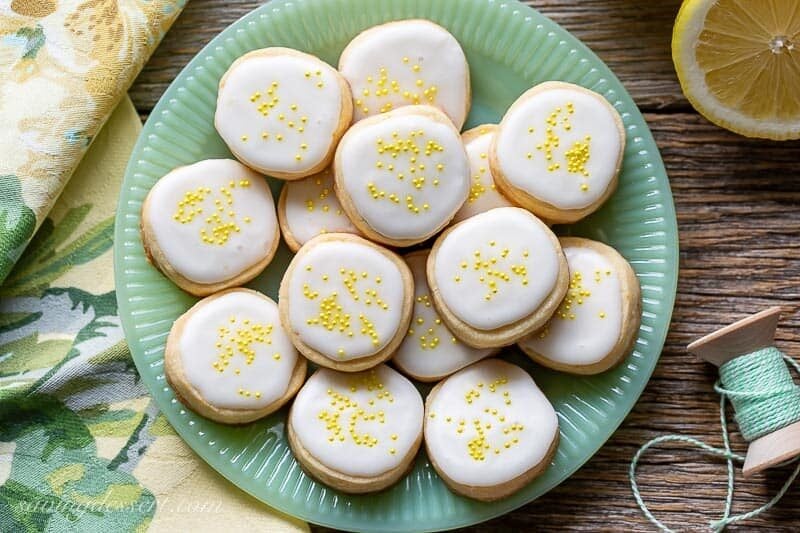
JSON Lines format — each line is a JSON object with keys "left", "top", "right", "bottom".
{"left": 630, "top": 348, "right": 800, "bottom": 531}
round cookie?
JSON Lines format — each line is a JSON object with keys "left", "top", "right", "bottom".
{"left": 164, "top": 288, "right": 306, "bottom": 424}
{"left": 278, "top": 233, "right": 414, "bottom": 371}
{"left": 141, "top": 159, "right": 280, "bottom": 296}
{"left": 338, "top": 19, "right": 470, "bottom": 129}
{"left": 424, "top": 359, "right": 559, "bottom": 501}
{"left": 277, "top": 168, "right": 361, "bottom": 252}
{"left": 490, "top": 81, "right": 625, "bottom": 224}
{"left": 451, "top": 125, "right": 515, "bottom": 224}
{"left": 287, "top": 364, "right": 424, "bottom": 493}
{"left": 392, "top": 250, "right": 494, "bottom": 382}
{"left": 518, "top": 237, "right": 641, "bottom": 374}
{"left": 215, "top": 48, "right": 352, "bottom": 180}
{"left": 334, "top": 105, "right": 470, "bottom": 247}
{"left": 428, "top": 207, "right": 569, "bottom": 348}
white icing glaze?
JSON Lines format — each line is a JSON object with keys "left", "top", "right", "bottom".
{"left": 494, "top": 85, "right": 622, "bottom": 209}
{"left": 452, "top": 127, "right": 514, "bottom": 224}
{"left": 290, "top": 365, "right": 423, "bottom": 477}
{"left": 339, "top": 20, "right": 469, "bottom": 128}
{"left": 425, "top": 359, "right": 558, "bottom": 487}
{"left": 393, "top": 252, "right": 492, "bottom": 379}
{"left": 432, "top": 207, "right": 560, "bottom": 330}
{"left": 178, "top": 290, "right": 298, "bottom": 409}
{"left": 286, "top": 239, "right": 406, "bottom": 360}
{"left": 337, "top": 108, "right": 469, "bottom": 241}
{"left": 519, "top": 245, "right": 624, "bottom": 366}
{"left": 281, "top": 169, "right": 359, "bottom": 247}
{"left": 215, "top": 51, "right": 344, "bottom": 175}
{"left": 147, "top": 159, "right": 277, "bottom": 284}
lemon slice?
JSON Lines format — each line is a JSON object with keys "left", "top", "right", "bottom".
{"left": 672, "top": 0, "right": 800, "bottom": 140}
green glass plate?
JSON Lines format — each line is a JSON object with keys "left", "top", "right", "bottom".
{"left": 115, "top": 0, "right": 678, "bottom": 530}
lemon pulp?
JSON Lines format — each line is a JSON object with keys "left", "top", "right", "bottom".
{"left": 674, "top": 0, "right": 800, "bottom": 139}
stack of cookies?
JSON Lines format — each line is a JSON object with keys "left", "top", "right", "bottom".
{"left": 141, "top": 19, "right": 641, "bottom": 502}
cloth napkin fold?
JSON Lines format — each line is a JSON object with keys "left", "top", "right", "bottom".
{"left": 0, "top": 95, "right": 308, "bottom": 533}
{"left": 0, "top": 0, "right": 184, "bottom": 283}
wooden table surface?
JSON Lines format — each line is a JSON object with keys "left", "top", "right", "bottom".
{"left": 130, "top": 1, "right": 800, "bottom": 530}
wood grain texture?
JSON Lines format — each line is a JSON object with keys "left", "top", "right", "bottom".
{"left": 129, "top": 0, "right": 800, "bottom": 530}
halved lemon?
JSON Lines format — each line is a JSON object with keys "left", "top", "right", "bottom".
{"left": 672, "top": 0, "right": 800, "bottom": 140}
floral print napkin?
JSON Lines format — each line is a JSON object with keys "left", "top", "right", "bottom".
{"left": 0, "top": 0, "right": 183, "bottom": 283}
{"left": 0, "top": 96, "right": 309, "bottom": 533}
{"left": 0, "top": 2, "right": 309, "bottom": 530}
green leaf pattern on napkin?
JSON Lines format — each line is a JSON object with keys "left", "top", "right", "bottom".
{"left": 0, "top": 397, "right": 155, "bottom": 532}
{"left": 0, "top": 202, "right": 157, "bottom": 531}
{"left": 0, "top": 175, "right": 37, "bottom": 284}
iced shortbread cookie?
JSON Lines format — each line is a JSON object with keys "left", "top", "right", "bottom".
{"left": 428, "top": 207, "right": 568, "bottom": 348}
{"left": 287, "top": 364, "right": 424, "bottom": 493}
{"left": 334, "top": 105, "right": 469, "bottom": 246}
{"left": 424, "top": 359, "right": 559, "bottom": 501}
{"left": 277, "top": 168, "right": 361, "bottom": 252}
{"left": 165, "top": 289, "right": 305, "bottom": 424}
{"left": 278, "top": 233, "right": 413, "bottom": 371}
{"left": 491, "top": 81, "right": 625, "bottom": 223}
{"left": 141, "top": 159, "right": 279, "bottom": 296}
{"left": 518, "top": 237, "right": 641, "bottom": 374}
{"left": 451, "top": 125, "right": 514, "bottom": 224}
{"left": 393, "top": 250, "right": 494, "bottom": 382}
{"left": 215, "top": 48, "right": 352, "bottom": 180}
{"left": 338, "top": 19, "right": 470, "bottom": 128}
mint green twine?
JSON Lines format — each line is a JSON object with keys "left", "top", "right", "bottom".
{"left": 630, "top": 347, "right": 800, "bottom": 531}
{"left": 718, "top": 347, "right": 800, "bottom": 441}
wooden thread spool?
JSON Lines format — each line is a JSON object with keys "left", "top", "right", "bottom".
{"left": 688, "top": 306, "right": 800, "bottom": 477}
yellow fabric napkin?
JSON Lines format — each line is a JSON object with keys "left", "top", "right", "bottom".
{"left": 0, "top": 0, "right": 184, "bottom": 283}
{"left": 0, "top": 95, "right": 309, "bottom": 533}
